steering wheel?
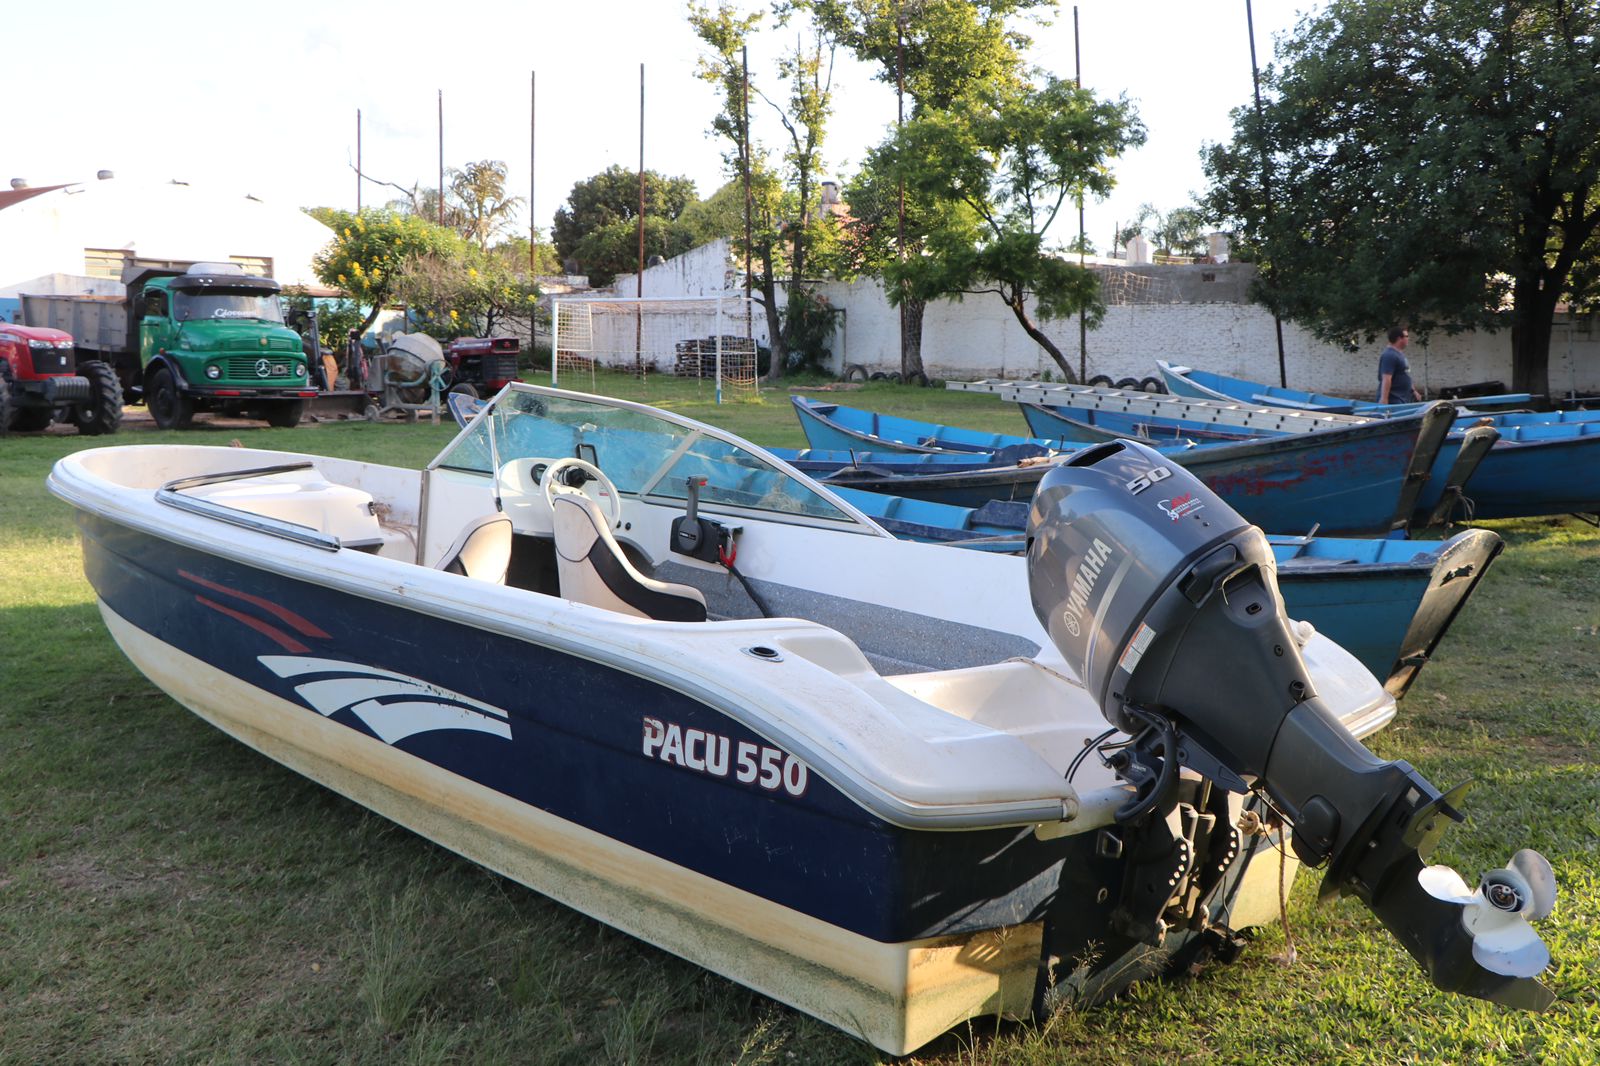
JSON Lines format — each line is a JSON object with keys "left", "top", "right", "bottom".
{"left": 542, "top": 457, "right": 623, "bottom": 527}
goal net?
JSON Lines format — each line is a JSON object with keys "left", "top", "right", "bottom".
{"left": 1094, "top": 267, "right": 1181, "bottom": 306}
{"left": 551, "top": 295, "right": 765, "bottom": 401}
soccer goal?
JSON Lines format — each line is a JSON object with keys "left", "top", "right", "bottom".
{"left": 550, "top": 295, "right": 765, "bottom": 402}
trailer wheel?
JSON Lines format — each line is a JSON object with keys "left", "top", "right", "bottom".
{"left": 265, "top": 400, "right": 304, "bottom": 429}
{"left": 73, "top": 360, "right": 124, "bottom": 436}
{"left": 147, "top": 367, "right": 194, "bottom": 430}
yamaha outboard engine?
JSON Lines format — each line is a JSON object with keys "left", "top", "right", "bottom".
{"left": 1028, "top": 439, "right": 1556, "bottom": 1010}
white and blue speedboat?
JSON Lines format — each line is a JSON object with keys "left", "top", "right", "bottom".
{"left": 48, "top": 383, "right": 1558, "bottom": 1052}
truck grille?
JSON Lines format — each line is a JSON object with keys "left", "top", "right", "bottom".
{"left": 222, "top": 336, "right": 301, "bottom": 352}
{"left": 221, "top": 356, "right": 298, "bottom": 380}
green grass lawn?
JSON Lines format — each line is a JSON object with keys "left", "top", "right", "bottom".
{"left": 2, "top": 374, "right": 1596, "bottom": 1064}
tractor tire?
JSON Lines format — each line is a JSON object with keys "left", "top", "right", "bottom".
{"left": 0, "top": 371, "right": 11, "bottom": 436}
{"left": 1087, "top": 374, "right": 1115, "bottom": 389}
{"left": 74, "top": 360, "right": 124, "bottom": 436}
{"left": 147, "top": 367, "right": 195, "bottom": 430}
{"left": 11, "top": 406, "right": 55, "bottom": 432}
{"left": 448, "top": 382, "right": 480, "bottom": 400}
{"left": 265, "top": 400, "right": 305, "bottom": 429}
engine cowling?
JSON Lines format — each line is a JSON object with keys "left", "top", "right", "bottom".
{"left": 1025, "top": 438, "right": 1556, "bottom": 1011}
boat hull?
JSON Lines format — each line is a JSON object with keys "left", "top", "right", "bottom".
{"left": 1017, "top": 398, "right": 1459, "bottom": 531}
{"left": 70, "top": 507, "right": 1287, "bottom": 1054}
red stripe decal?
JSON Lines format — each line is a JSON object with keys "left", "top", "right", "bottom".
{"left": 195, "top": 595, "right": 310, "bottom": 654}
{"left": 178, "top": 569, "right": 330, "bottom": 638}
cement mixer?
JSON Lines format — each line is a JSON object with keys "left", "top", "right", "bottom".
{"left": 370, "top": 333, "right": 448, "bottom": 421}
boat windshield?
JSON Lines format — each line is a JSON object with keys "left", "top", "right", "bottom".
{"left": 434, "top": 386, "right": 856, "bottom": 523}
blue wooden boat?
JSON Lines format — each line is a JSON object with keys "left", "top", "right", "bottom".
{"left": 831, "top": 489, "right": 1500, "bottom": 699}
{"left": 792, "top": 396, "right": 1453, "bottom": 535}
{"left": 1016, "top": 402, "right": 1503, "bottom": 525}
{"left": 1156, "top": 360, "right": 1537, "bottom": 415}
{"left": 1020, "top": 387, "right": 1600, "bottom": 522}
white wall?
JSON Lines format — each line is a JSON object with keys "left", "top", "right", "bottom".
{"left": 815, "top": 275, "right": 1600, "bottom": 397}
{"left": 0, "top": 178, "right": 334, "bottom": 296}
{"left": 551, "top": 238, "right": 1600, "bottom": 396}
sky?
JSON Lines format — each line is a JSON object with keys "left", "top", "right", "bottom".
{"left": 5, "top": 0, "right": 1322, "bottom": 260}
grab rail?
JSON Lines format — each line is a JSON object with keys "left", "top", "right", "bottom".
{"left": 156, "top": 462, "right": 343, "bottom": 552}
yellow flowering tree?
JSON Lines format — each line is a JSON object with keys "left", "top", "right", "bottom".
{"left": 308, "top": 208, "right": 457, "bottom": 334}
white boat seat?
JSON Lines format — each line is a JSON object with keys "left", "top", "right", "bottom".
{"left": 552, "top": 494, "right": 707, "bottom": 622}
{"left": 435, "top": 512, "right": 513, "bottom": 583}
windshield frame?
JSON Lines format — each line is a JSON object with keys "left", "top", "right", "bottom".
{"left": 429, "top": 381, "right": 890, "bottom": 536}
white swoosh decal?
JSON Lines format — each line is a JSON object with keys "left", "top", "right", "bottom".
{"left": 259, "top": 655, "right": 512, "bottom": 744}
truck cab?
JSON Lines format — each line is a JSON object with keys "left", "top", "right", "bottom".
{"left": 130, "top": 263, "right": 315, "bottom": 428}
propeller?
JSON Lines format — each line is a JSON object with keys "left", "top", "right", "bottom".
{"left": 1419, "top": 849, "right": 1557, "bottom": 979}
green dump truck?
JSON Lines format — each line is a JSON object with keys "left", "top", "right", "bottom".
{"left": 21, "top": 262, "right": 316, "bottom": 429}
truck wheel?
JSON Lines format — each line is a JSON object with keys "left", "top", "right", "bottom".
{"left": 265, "top": 400, "right": 305, "bottom": 429}
{"left": 74, "top": 360, "right": 124, "bottom": 436}
{"left": 147, "top": 367, "right": 194, "bottom": 430}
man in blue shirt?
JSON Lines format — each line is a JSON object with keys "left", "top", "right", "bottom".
{"left": 1377, "top": 326, "right": 1420, "bottom": 404}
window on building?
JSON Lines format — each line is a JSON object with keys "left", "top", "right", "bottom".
{"left": 229, "top": 255, "right": 274, "bottom": 278}
{"left": 84, "top": 249, "right": 133, "bottom": 279}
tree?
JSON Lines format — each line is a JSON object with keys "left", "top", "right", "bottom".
{"left": 808, "top": 0, "right": 1049, "bottom": 379}
{"left": 886, "top": 79, "right": 1144, "bottom": 379}
{"left": 394, "top": 244, "right": 541, "bottom": 340}
{"left": 690, "top": 1, "right": 839, "bottom": 381}
{"left": 1116, "top": 202, "right": 1212, "bottom": 259}
{"left": 309, "top": 208, "right": 457, "bottom": 334}
{"left": 449, "top": 160, "right": 524, "bottom": 250}
{"left": 551, "top": 165, "right": 699, "bottom": 277}
{"left": 1202, "top": 0, "right": 1600, "bottom": 395}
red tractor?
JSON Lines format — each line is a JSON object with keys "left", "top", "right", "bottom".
{"left": 0, "top": 322, "right": 123, "bottom": 435}
{"left": 443, "top": 336, "right": 520, "bottom": 399}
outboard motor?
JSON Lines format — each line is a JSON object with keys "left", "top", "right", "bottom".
{"left": 1028, "top": 439, "right": 1557, "bottom": 1010}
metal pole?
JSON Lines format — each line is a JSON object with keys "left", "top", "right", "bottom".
{"left": 437, "top": 89, "right": 445, "bottom": 227}
{"left": 1075, "top": 6, "right": 1087, "bottom": 384}
{"left": 715, "top": 295, "right": 724, "bottom": 405}
{"left": 356, "top": 109, "right": 362, "bottom": 211}
{"left": 537, "top": 70, "right": 544, "bottom": 275}
{"left": 636, "top": 63, "right": 646, "bottom": 375}
{"left": 1246, "top": 0, "right": 1288, "bottom": 387}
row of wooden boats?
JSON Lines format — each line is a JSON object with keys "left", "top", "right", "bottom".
{"left": 781, "top": 364, "right": 1596, "bottom": 711}
{"left": 48, "top": 377, "right": 1562, "bottom": 1053}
